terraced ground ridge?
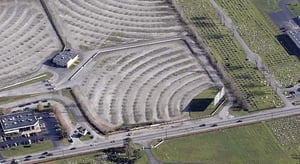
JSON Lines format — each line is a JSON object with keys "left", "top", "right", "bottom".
{"left": 45, "top": 0, "right": 185, "bottom": 50}
{"left": 78, "top": 41, "right": 213, "bottom": 127}
{"left": 0, "top": 0, "right": 60, "bottom": 84}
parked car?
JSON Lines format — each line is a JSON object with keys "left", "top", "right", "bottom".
{"left": 199, "top": 124, "right": 206, "bottom": 127}
{"left": 46, "top": 153, "right": 53, "bottom": 156}
{"left": 211, "top": 124, "right": 218, "bottom": 127}
{"left": 236, "top": 119, "right": 243, "bottom": 123}
{"left": 24, "top": 155, "right": 32, "bottom": 158}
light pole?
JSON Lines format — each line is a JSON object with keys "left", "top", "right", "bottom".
{"left": 165, "top": 129, "right": 168, "bottom": 139}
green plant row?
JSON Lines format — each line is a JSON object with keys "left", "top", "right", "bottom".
{"left": 216, "top": 0, "right": 300, "bottom": 87}
{"left": 177, "top": 0, "right": 283, "bottom": 111}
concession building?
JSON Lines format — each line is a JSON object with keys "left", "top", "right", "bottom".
{"left": 52, "top": 50, "right": 79, "bottom": 68}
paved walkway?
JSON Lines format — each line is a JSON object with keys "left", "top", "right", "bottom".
{"left": 140, "top": 141, "right": 163, "bottom": 164}
{"left": 269, "top": 0, "right": 296, "bottom": 28}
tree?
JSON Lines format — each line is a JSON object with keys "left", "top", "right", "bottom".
{"left": 124, "top": 138, "right": 134, "bottom": 160}
{"left": 37, "top": 102, "right": 44, "bottom": 111}
{"left": 0, "top": 108, "right": 12, "bottom": 115}
{"left": 133, "top": 149, "right": 141, "bottom": 160}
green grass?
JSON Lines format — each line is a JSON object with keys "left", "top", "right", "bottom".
{"left": 287, "top": 2, "right": 300, "bottom": 16}
{"left": 79, "top": 135, "right": 91, "bottom": 141}
{"left": 0, "top": 72, "right": 53, "bottom": 92}
{"left": 251, "top": 0, "right": 281, "bottom": 13}
{"left": 177, "top": 0, "right": 283, "bottom": 112}
{"left": 268, "top": 116, "right": 300, "bottom": 154}
{"left": 229, "top": 108, "right": 250, "bottom": 116}
{"left": 189, "top": 87, "right": 219, "bottom": 118}
{"left": 152, "top": 123, "right": 297, "bottom": 163}
{"left": 60, "top": 138, "right": 70, "bottom": 146}
{"left": 1, "top": 140, "right": 54, "bottom": 157}
{"left": 0, "top": 94, "right": 40, "bottom": 105}
{"left": 62, "top": 89, "right": 74, "bottom": 100}
{"left": 134, "top": 144, "right": 148, "bottom": 164}
{"left": 193, "top": 87, "right": 218, "bottom": 99}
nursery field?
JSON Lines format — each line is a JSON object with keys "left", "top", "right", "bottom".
{"left": 215, "top": 0, "right": 300, "bottom": 87}
{"left": 176, "top": 0, "right": 283, "bottom": 111}
{"left": 152, "top": 118, "right": 300, "bottom": 163}
{"left": 268, "top": 115, "right": 300, "bottom": 155}
{"left": 0, "top": 0, "right": 60, "bottom": 84}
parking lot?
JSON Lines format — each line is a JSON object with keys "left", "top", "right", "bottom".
{"left": 282, "top": 83, "right": 300, "bottom": 104}
{"left": 0, "top": 111, "right": 61, "bottom": 150}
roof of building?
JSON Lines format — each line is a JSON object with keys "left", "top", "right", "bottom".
{"left": 286, "top": 29, "right": 300, "bottom": 49}
{"left": 52, "top": 50, "right": 77, "bottom": 67}
{"left": 0, "top": 111, "right": 38, "bottom": 131}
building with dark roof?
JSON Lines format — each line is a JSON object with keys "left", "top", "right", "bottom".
{"left": 52, "top": 50, "right": 79, "bottom": 68}
{"left": 0, "top": 111, "right": 40, "bottom": 135}
{"left": 286, "top": 29, "right": 300, "bottom": 49}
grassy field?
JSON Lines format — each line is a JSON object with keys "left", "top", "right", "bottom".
{"left": 251, "top": 0, "right": 281, "bottom": 14}
{"left": 0, "top": 94, "right": 41, "bottom": 105}
{"left": 215, "top": 0, "right": 300, "bottom": 88}
{"left": 79, "top": 134, "right": 92, "bottom": 141}
{"left": 176, "top": 0, "right": 283, "bottom": 112}
{"left": 134, "top": 144, "right": 148, "bottom": 164}
{"left": 152, "top": 122, "right": 298, "bottom": 163}
{"left": 189, "top": 87, "right": 218, "bottom": 118}
{"left": 0, "top": 140, "right": 53, "bottom": 157}
{"left": 287, "top": 2, "right": 300, "bottom": 16}
{"left": 268, "top": 116, "right": 300, "bottom": 155}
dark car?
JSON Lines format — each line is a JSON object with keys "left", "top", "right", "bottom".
{"left": 70, "top": 147, "right": 76, "bottom": 150}
{"left": 236, "top": 119, "right": 243, "bottom": 123}
{"left": 211, "top": 124, "right": 218, "bottom": 127}
{"left": 46, "top": 153, "right": 53, "bottom": 156}
{"left": 39, "top": 156, "right": 46, "bottom": 159}
{"left": 25, "top": 155, "right": 32, "bottom": 158}
{"left": 24, "top": 158, "right": 31, "bottom": 161}
{"left": 199, "top": 124, "right": 206, "bottom": 127}
{"left": 41, "top": 152, "right": 48, "bottom": 155}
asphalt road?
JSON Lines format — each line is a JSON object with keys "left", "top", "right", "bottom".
{"left": 6, "top": 105, "right": 300, "bottom": 164}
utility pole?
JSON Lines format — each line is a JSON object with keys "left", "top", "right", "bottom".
{"left": 165, "top": 129, "right": 168, "bottom": 139}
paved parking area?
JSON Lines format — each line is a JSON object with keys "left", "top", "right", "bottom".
{"left": 0, "top": 112, "right": 61, "bottom": 150}
{"left": 269, "top": 0, "right": 297, "bottom": 28}
{"left": 282, "top": 83, "right": 300, "bottom": 103}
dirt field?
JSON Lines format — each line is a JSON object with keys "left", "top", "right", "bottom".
{"left": 0, "top": 0, "right": 60, "bottom": 85}
{"left": 45, "top": 0, "right": 185, "bottom": 50}
{"left": 74, "top": 40, "right": 213, "bottom": 127}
